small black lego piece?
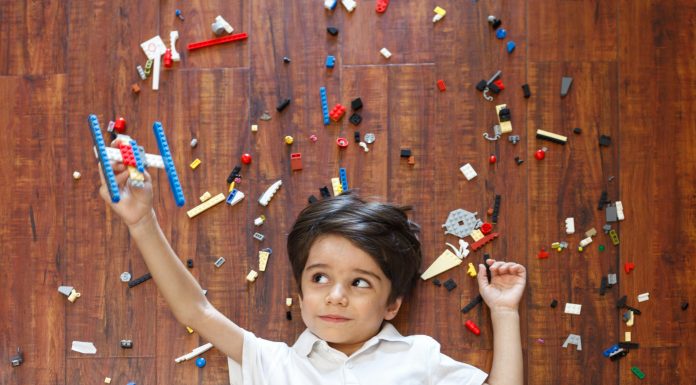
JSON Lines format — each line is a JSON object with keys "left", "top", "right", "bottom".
{"left": 354, "top": 131, "right": 361, "bottom": 143}
{"left": 319, "top": 186, "right": 331, "bottom": 198}
{"left": 521, "top": 84, "right": 531, "bottom": 98}
{"left": 681, "top": 301, "right": 689, "bottom": 310}
{"left": 187, "top": 259, "right": 194, "bottom": 268}
{"left": 120, "top": 340, "right": 134, "bottom": 349}
{"left": 282, "top": 56, "right": 291, "bottom": 63}
{"left": 514, "top": 157, "right": 524, "bottom": 165}
{"left": 349, "top": 113, "right": 362, "bottom": 126}
{"left": 461, "top": 295, "right": 483, "bottom": 314}
{"left": 599, "top": 135, "right": 612, "bottom": 147}
{"left": 351, "top": 97, "right": 363, "bottom": 111}
{"left": 327, "top": 27, "right": 339, "bottom": 36}
{"left": 433, "top": 278, "right": 442, "bottom": 287}
{"left": 599, "top": 276, "right": 608, "bottom": 295}
{"left": 573, "top": 127, "right": 582, "bottom": 134}
{"left": 128, "top": 273, "right": 152, "bottom": 288}
{"left": 400, "top": 148, "right": 412, "bottom": 158}
{"left": 617, "top": 295, "right": 627, "bottom": 309}
{"left": 443, "top": 279, "right": 457, "bottom": 292}
{"left": 475, "top": 80, "right": 487, "bottom": 92}
{"left": 550, "top": 299, "right": 558, "bottom": 308}
{"left": 286, "top": 310, "right": 292, "bottom": 320}
{"left": 308, "top": 195, "right": 319, "bottom": 204}
{"left": 276, "top": 98, "right": 291, "bottom": 112}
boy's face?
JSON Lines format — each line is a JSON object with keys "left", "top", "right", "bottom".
{"left": 298, "top": 234, "right": 402, "bottom": 356}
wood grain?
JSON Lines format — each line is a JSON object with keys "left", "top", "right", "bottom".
{"left": 1, "top": 1, "right": 694, "bottom": 384}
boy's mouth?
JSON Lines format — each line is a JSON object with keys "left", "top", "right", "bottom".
{"left": 319, "top": 314, "right": 350, "bottom": 322}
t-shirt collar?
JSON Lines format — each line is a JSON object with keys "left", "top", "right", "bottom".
{"left": 292, "top": 322, "right": 411, "bottom": 357}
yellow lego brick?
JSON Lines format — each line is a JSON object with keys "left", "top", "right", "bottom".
{"left": 199, "top": 191, "right": 212, "bottom": 202}
{"left": 467, "top": 262, "right": 478, "bottom": 277}
{"left": 258, "top": 250, "right": 270, "bottom": 272}
{"left": 186, "top": 193, "right": 225, "bottom": 218}
{"left": 331, "top": 177, "right": 343, "bottom": 196}
{"left": 625, "top": 331, "right": 631, "bottom": 342}
{"left": 190, "top": 158, "right": 202, "bottom": 170}
{"left": 104, "top": 378, "right": 112, "bottom": 384}
{"left": 434, "top": 6, "right": 446, "bottom": 15}
{"left": 228, "top": 182, "right": 236, "bottom": 192}
{"left": 186, "top": 326, "right": 194, "bottom": 334}
{"left": 251, "top": 124, "right": 258, "bottom": 132}
{"left": 246, "top": 270, "right": 259, "bottom": 282}
{"left": 469, "top": 229, "right": 484, "bottom": 242}
{"left": 496, "top": 104, "right": 512, "bottom": 134}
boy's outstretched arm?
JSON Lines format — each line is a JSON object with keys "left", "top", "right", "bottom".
{"left": 99, "top": 158, "right": 244, "bottom": 363}
{"left": 477, "top": 259, "right": 526, "bottom": 385}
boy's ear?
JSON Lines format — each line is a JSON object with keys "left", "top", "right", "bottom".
{"left": 383, "top": 296, "right": 403, "bottom": 321}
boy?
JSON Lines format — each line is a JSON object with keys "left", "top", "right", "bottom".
{"left": 99, "top": 159, "right": 526, "bottom": 385}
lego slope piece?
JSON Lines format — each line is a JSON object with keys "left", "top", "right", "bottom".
{"left": 421, "top": 249, "right": 462, "bottom": 280}
{"left": 259, "top": 180, "right": 282, "bottom": 206}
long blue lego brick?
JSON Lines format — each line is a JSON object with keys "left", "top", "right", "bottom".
{"left": 339, "top": 167, "right": 348, "bottom": 191}
{"left": 152, "top": 122, "right": 186, "bottom": 207}
{"left": 320, "top": 87, "right": 330, "bottom": 125}
{"left": 130, "top": 139, "right": 145, "bottom": 173}
{"left": 88, "top": 114, "right": 120, "bottom": 203}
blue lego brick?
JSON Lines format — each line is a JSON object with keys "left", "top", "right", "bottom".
{"left": 152, "top": 121, "right": 185, "bottom": 207}
{"left": 129, "top": 139, "right": 145, "bottom": 173}
{"left": 320, "top": 87, "right": 330, "bottom": 125}
{"left": 87, "top": 114, "right": 120, "bottom": 203}
{"left": 506, "top": 41, "right": 516, "bottom": 53}
{"left": 603, "top": 344, "right": 620, "bottom": 357}
{"left": 326, "top": 55, "right": 336, "bottom": 69}
{"left": 339, "top": 167, "right": 348, "bottom": 191}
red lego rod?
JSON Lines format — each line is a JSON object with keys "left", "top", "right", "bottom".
{"left": 187, "top": 32, "right": 248, "bottom": 51}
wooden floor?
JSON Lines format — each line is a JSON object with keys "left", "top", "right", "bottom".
{"left": 1, "top": 1, "right": 694, "bottom": 384}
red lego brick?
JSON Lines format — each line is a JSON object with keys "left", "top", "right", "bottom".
{"left": 376, "top": 0, "right": 389, "bottom": 13}
{"left": 329, "top": 104, "right": 347, "bottom": 122}
{"left": 290, "top": 153, "right": 303, "bottom": 171}
{"left": 113, "top": 117, "right": 126, "bottom": 133}
{"left": 437, "top": 79, "right": 446, "bottom": 91}
{"left": 465, "top": 320, "right": 481, "bottom": 335}
{"left": 119, "top": 143, "right": 136, "bottom": 167}
{"left": 492, "top": 79, "right": 505, "bottom": 91}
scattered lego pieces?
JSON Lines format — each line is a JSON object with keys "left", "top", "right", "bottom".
{"left": 175, "top": 9, "right": 184, "bottom": 20}
{"left": 341, "top": 0, "right": 357, "bottom": 12}
{"left": 432, "top": 6, "right": 446, "bottom": 23}
{"left": 599, "top": 135, "right": 612, "bottom": 147}
{"left": 496, "top": 104, "right": 512, "bottom": 133}
{"left": 470, "top": 232, "right": 499, "bottom": 251}
{"left": 327, "top": 26, "right": 339, "bottom": 36}
{"left": 550, "top": 299, "right": 558, "bottom": 308}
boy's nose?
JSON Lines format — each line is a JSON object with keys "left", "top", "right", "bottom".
{"left": 326, "top": 284, "right": 348, "bottom": 306}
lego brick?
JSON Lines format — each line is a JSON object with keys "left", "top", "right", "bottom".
{"left": 320, "top": 87, "right": 330, "bottom": 125}
{"left": 565, "top": 217, "right": 575, "bottom": 234}
{"left": 495, "top": 104, "right": 512, "bottom": 133}
{"left": 437, "top": 79, "right": 446, "bottom": 91}
{"left": 290, "top": 153, "right": 303, "bottom": 171}
{"left": 536, "top": 129, "right": 568, "bottom": 144}
{"left": 319, "top": 186, "right": 331, "bottom": 198}
{"left": 460, "top": 294, "right": 483, "bottom": 314}
{"left": 420, "top": 249, "right": 462, "bottom": 280}
{"left": 276, "top": 98, "right": 291, "bottom": 112}
{"left": 187, "top": 32, "right": 248, "bottom": 51}
{"left": 470, "top": 232, "right": 499, "bottom": 251}
{"left": 88, "top": 115, "right": 120, "bottom": 203}
{"left": 187, "top": 193, "right": 226, "bottom": 218}
{"left": 152, "top": 122, "right": 186, "bottom": 207}
{"left": 400, "top": 148, "right": 412, "bottom": 157}
{"left": 561, "top": 76, "right": 573, "bottom": 96}
{"left": 214, "top": 257, "right": 226, "bottom": 268}
{"left": 253, "top": 232, "right": 265, "bottom": 241}
{"left": 329, "top": 104, "right": 346, "bottom": 121}
{"left": 562, "top": 334, "right": 582, "bottom": 350}
{"left": 379, "top": 47, "right": 392, "bottom": 59}
{"left": 190, "top": 158, "right": 202, "bottom": 170}
{"left": 259, "top": 250, "right": 271, "bottom": 271}
{"left": 460, "top": 163, "right": 477, "bottom": 180}
{"left": 331, "top": 177, "right": 343, "bottom": 196}
{"left": 128, "top": 273, "right": 152, "bottom": 288}
{"left": 325, "top": 55, "right": 336, "bottom": 68}
{"left": 246, "top": 270, "right": 259, "bottom": 282}
{"left": 443, "top": 209, "right": 482, "bottom": 238}
{"left": 443, "top": 278, "right": 457, "bottom": 291}
{"left": 375, "top": 0, "right": 389, "bottom": 13}
{"left": 349, "top": 113, "right": 362, "bottom": 125}
{"left": 522, "top": 83, "right": 531, "bottom": 98}
{"left": 258, "top": 180, "right": 282, "bottom": 206}
{"left": 327, "top": 27, "right": 339, "bottom": 35}
{"left": 225, "top": 189, "right": 245, "bottom": 206}
{"left": 339, "top": 168, "right": 348, "bottom": 191}
{"left": 564, "top": 303, "right": 582, "bottom": 315}
{"left": 465, "top": 320, "right": 480, "bottom": 336}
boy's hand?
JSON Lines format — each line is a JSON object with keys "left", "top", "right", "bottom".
{"left": 477, "top": 259, "right": 526, "bottom": 313}
{"left": 98, "top": 140, "right": 155, "bottom": 229}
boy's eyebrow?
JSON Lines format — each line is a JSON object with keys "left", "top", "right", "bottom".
{"left": 305, "top": 263, "right": 383, "bottom": 281}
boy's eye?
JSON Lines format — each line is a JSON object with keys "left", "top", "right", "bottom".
{"left": 312, "top": 274, "right": 328, "bottom": 284}
{"left": 352, "top": 278, "right": 370, "bottom": 288}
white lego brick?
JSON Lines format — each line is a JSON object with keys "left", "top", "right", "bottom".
{"left": 637, "top": 292, "right": 650, "bottom": 302}
{"left": 460, "top": 163, "right": 477, "bottom": 180}
{"left": 565, "top": 217, "right": 575, "bottom": 234}
{"left": 562, "top": 334, "right": 582, "bottom": 350}
{"left": 564, "top": 303, "right": 582, "bottom": 315}
{"left": 615, "top": 201, "right": 625, "bottom": 220}
{"left": 579, "top": 236, "right": 593, "bottom": 248}
{"left": 170, "top": 31, "right": 181, "bottom": 61}
{"left": 380, "top": 47, "right": 392, "bottom": 59}
{"left": 341, "top": 0, "right": 357, "bottom": 12}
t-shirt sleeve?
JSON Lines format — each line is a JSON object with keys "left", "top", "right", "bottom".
{"left": 428, "top": 338, "right": 488, "bottom": 385}
{"left": 228, "top": 330, "right": 292, "bottom": 385}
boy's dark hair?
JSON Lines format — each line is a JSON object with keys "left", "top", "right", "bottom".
{"left": 287, "top": 191, "right": 422, "bottom": 304}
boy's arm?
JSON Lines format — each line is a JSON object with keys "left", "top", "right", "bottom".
{"left": 477, "top": 260, "right": 526, "bottom": 385}
{"left": 128, "top": 211, "right": 245, "bottom": 363}
{"left": 99, "top": 160, "right": 244, "bottom": 363}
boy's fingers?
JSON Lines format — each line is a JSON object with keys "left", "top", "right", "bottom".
{"left": 477, "top": 264, "right": 489, "bottom": 288}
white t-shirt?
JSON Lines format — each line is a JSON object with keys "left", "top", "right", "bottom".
{"left": 228, "top": 322, "right": 488, "bottom": 385}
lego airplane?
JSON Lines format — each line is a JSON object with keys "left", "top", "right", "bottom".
{"left": 88, "top": 114, "right": 185, "bottom": 207}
